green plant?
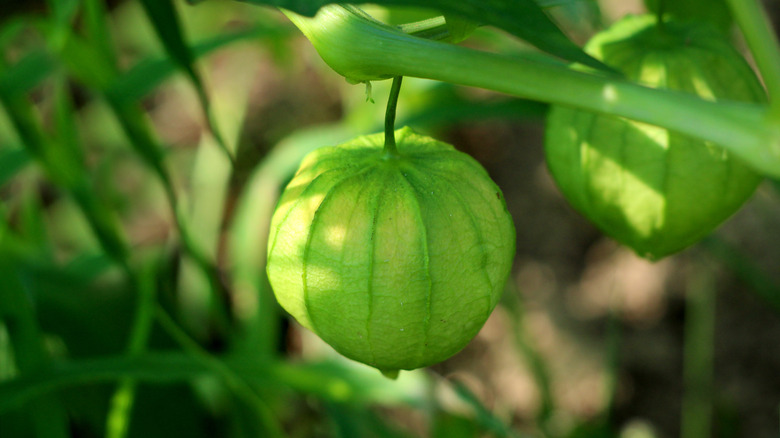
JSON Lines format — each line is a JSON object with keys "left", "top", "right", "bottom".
{"left": 1, "top": 0, "right": 779, "bottom": 437}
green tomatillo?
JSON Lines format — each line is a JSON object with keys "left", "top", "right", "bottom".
{"left": 545, "top": 14, "right": 766, "bottom": 259}
{"left": 266, "top": 127, "right": 515, "bottom": 376}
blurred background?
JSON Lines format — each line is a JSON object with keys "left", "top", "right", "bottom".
{"left": 1, "top": 0, "right": 779, "bottom": 437}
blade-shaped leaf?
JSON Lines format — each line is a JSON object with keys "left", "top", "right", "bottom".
{"left": 45, "top": 0, "right": 81, "bottom": 27}
{"left": 235, "top": 0, "right": 607, "bottom": 69}
{"left": 83, "top": 0, "right": 120, "bottom": 71}
{"left": 0, "top": 51, "right": 129, "bottom": 265}
{"left": 139, "top": 0, "right": 234, "bottom": 163}
{"left": 109, "top": 25, "right": 287, "bottom": 106}
{"left": 0, "top": 51, "right": 58, "bottom": 98}
{"left": 0, "top": 353, "right": 430, "bottom": 413}
{"left": 0, "top": 256, "right": 70, "bottom": 438}
{"left": 0, "top": 147, "right": 30, "bottom": 187}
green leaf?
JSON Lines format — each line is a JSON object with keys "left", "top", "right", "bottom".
{"left": 0, "top": 256, "right": 70, "bottom": 438}
{"left": 0, "top": 353, "right": 209, "bottom": 412}
{"left": 0, "top": 49, "right": 130, "bottom": 266}
{"left": 52, "top": 76, "right": 86, "bottom": 169}
{"left": 17, "top": 189, "right": 52, "bottom": 259}
{"left": 442, "top": 14, "right": 478, "bottom": 44}
{"left": 82, "top": 0, "right": 120, "bottom": 71}
{"left": 431, "top": 412, "right": 480, "bottom": 438}
{"left": 237, "top": 0, "right": 607, "bottom": 70}
{"left": 108, "top": 25, "right": 286, "bottom": 107}
{"left": 701, "top": 236, "right": 780, "bottom": 313}
{"left": 138, "top": 0, "right": 234, "bottom": 162}
{"left": 0, "top": 147, "right": 30, "bottom": 187}
{"left": 450, "top": 381, "right": 522, "bottom": 438}
{"left": 0, "top": 353, "right": 430, "bottom": 413}
{"left": 0, "top": 50, "right": 58, "bottom": 97}
{"left": 46, "top": 0, "right": 81, "bottom": 26}
{"left": 0, "top": 17, "right": 29, "bottom": 50}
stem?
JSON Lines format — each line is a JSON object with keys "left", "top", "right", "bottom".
{"left": 502, "top": 281, "right": 555, "bottom": 435}
{"left": 106, "top": 261, "right": 158, "bottom": 438}
{"left": 155, "top": 307, "right": 284, "bottom": 437}
{"left": 681, "top": 260, "right": 716, "bottom": 438}
{"left": 384, "top": 76, "right": 403, "bottom": 156}
{"left": 603, "top": 301, "right": 622, "bottom": 429}
{"left": 285, "top": 6, "right": 780, "bottom": 178}
{"left": 1, "top": 259, "right": 70, "bottom": 438}
{"left": 726, "top": 0, "right": 780, "bottom": 119}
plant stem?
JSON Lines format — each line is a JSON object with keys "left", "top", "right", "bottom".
{"left": 502, "top": 281, "right": 555, "bottom": 435}
{"left": 285, "top": 6, "right": 780, "bottom": 178}
{"left": 681, "top": 259, "right": 716, "bottom": 438}
{"left": 155, "top": 307, "right": 284, "bottom": 437}
{"left": 106, "top": 261, "right": 158, "bottom": 438}
{"left": 0, "top": 259, "right": 70, "bottom": 438}
{"left": 726, "top": 0, "right": 780, "bottom": 120}
{"left": 384, "top": 76, "right": 403, "bottom": 157}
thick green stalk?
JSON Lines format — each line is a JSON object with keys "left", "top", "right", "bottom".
{"left": 726, "top": 0, "right": 780, "bottom": 120}
{"left": 284, "top": 6, "right": 780, "bottom": 178}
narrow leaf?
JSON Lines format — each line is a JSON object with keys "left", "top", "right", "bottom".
{"left": 108, "top": 25, "right": 287, "bottom": 106}
{"left": 45, "top": 0, "right": 81, "bottom": 26}
{"left": 83, "top": 0, "right": 119, "bottom": 71}
{"left": 0, "top": 147, "right": 30, "bottom": 187}
{"left": 139, "top": 0, "right": 234, "bottom": 163}
{"left": 0, "top": 256, "right": 70, "bottom": 438}
{"left": 0, "top": 51, "right": 58, "bottom": 96}
{"left": 237, "top": 0, "right": 607, "bottom": 69}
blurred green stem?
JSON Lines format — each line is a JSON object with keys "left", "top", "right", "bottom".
{"left": 106, "top": 261, "right": 159, "bottom": 438}
{"left": 155, "top": 307, "right": 283, "bottom": 437}
{"left": 681, "top": 260, "right": 716, "bottom": 438}
{"left": 105, "top": 90, "right": 231, "bottom": 336}
{"left": 138, "top": 0, "right": 235, "bottom": 165}
{"left": 0, "top": 258, "right": 70, "bottom": 438}
{"left": 701, "top": 236, "right": 780, "bottom": 313}
{"left": 603, "top": 298, "right": 622, "bottom": 430}
{"left": 502, "top": 281, "right": 555, "bottom": 434}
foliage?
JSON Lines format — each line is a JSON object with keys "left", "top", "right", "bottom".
{"left": 0, "top": 0, "right": 779, "bottom": 437}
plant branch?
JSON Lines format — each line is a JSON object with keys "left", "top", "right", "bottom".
{"left": 284, "top": 5, "right": 780, "bottom": 178}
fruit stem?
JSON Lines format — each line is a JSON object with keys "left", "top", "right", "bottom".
{"left": 384, "top": 75, "right": 403, "bottom": 157}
